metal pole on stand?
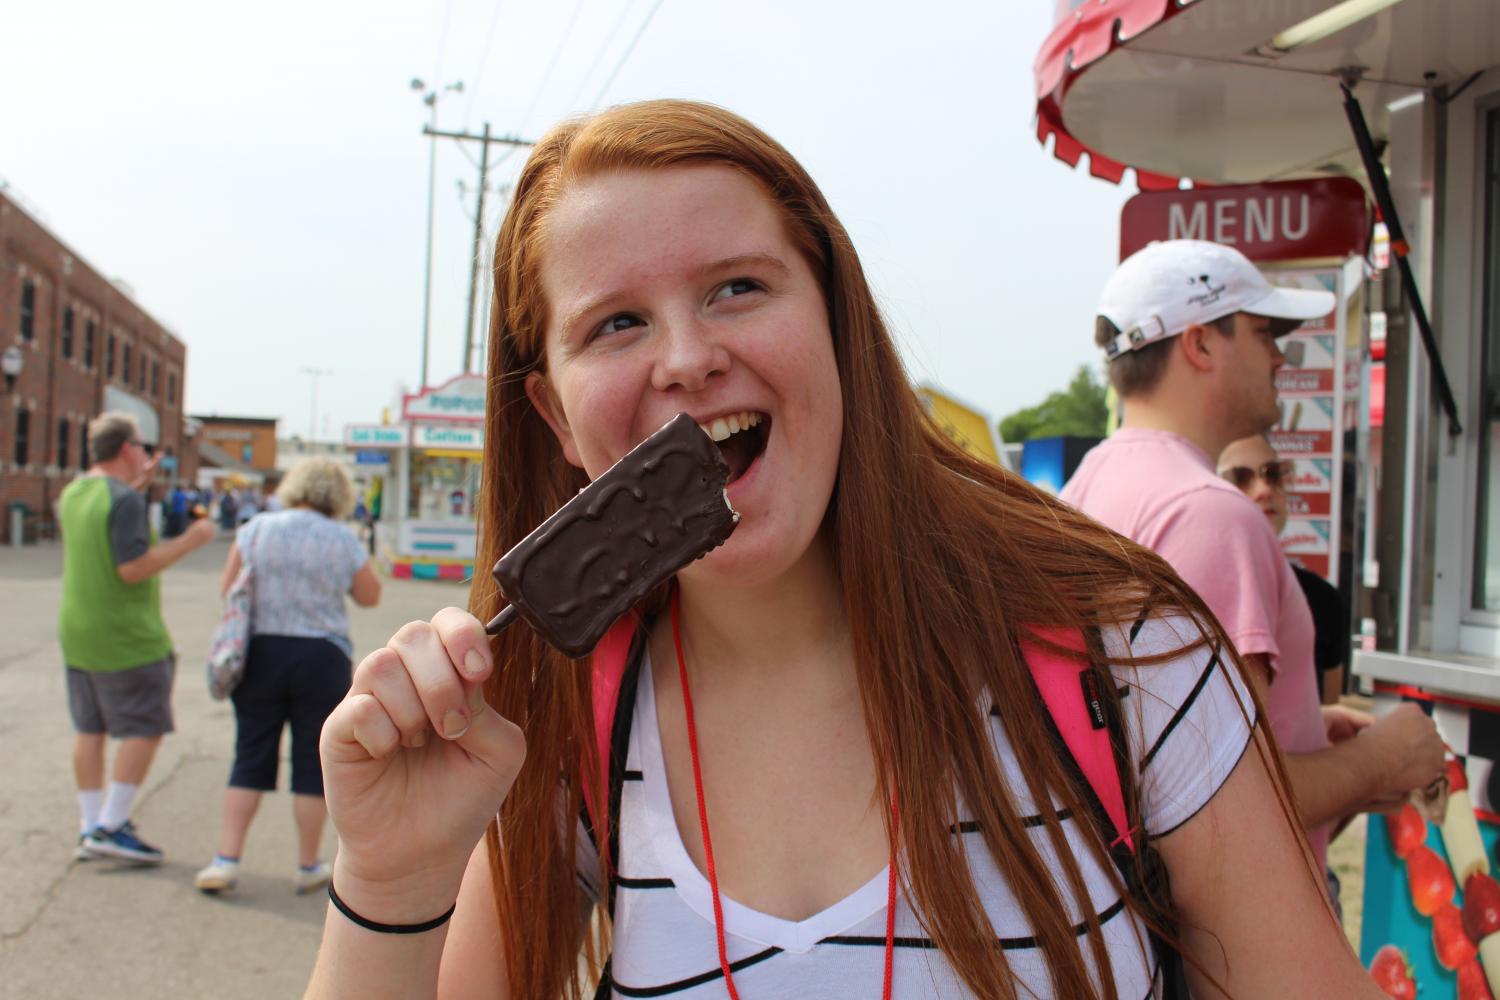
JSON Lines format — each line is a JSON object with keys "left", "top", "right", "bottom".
{"left": 1340, "top": 79, "right": 1463, "bottom": 437}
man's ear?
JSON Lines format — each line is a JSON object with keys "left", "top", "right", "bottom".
{"left": 525, "top": 371, "right": 584, "bottom": 468}
{"left": 1176, "top": 323, "right": 1216, "bottom": 374}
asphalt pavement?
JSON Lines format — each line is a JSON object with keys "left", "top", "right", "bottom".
{"left": 0, "top": 535, "right": 469, "bottom": 999}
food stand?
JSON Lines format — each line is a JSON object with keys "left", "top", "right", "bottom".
{"left": 1032, "top": 0, "right": 1500, "bottom": 991}
{"left": 343, "top": 373, "right": 485, "bottom": 581}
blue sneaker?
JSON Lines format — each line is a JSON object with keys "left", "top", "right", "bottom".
{"left": 85, "top": 820, "right": 164, "bottom": 864}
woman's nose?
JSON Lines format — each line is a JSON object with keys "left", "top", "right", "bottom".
{"left": 650, "top": 318, "right": 731, "bottom": 394}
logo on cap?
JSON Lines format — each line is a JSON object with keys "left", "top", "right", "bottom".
{"left": 1186, "top": 273, "right": 1226, "bottom": 308}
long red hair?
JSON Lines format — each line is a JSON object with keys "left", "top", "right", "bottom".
{"left": 472, "top": 99, "right": 1300, "bottom": 999}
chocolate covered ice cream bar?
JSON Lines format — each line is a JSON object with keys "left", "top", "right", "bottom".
{"left": 484, "top": 413, "right": 740, "bottom": 656}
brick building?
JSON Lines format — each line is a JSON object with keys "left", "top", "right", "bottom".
{"left": 192, "top": 415, "right": 279, "bottom": 488}
{"left": 0, "top": 191, "right": 196, "bottom": 543}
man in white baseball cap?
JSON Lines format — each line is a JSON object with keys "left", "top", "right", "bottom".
{"left": 1062, "top": 239, "right": 1443, "bottom": 911}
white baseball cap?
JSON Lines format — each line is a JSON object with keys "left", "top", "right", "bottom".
{"left": 1097, "top": 240, "right": 1337, "bottom": 361}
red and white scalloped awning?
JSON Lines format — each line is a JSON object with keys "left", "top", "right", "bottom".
{"left": 1034, "top": 0, "right": 1194, "bottom": 190}
{"left": 1034, "top": 0, "right": 1500, "bottom": 189}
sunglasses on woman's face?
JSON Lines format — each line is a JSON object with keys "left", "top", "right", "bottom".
{"left": 1218, "top": 460, "right": 1293, "bottom": 491}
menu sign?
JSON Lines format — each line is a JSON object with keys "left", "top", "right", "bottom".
{"left": 1266, "top": 267, "right": 1344, "bottom": 581}
{"left": 1119, "top": 177, "right": 1370, "bottom": 262}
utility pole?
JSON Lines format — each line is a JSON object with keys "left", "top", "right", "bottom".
{"left": 299, "top": 367, "right": 332, "bottom": 445}
{"left": 422, "top": 123, "right": 535, "bottom": 375}
{"left": 464, "top": 123, "right": 492, "bottom": 374}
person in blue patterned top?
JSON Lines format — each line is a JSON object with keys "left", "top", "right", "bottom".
{"left": 195, "top": 457, "right": 382, "bottom": 896}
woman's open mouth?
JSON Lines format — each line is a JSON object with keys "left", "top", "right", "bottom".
{"left": 698, "top": 411, "right": 770, "bottom": 484}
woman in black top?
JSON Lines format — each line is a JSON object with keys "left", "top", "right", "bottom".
{"left": 1218, "top": 434, "right": 1347, "bottom": 704}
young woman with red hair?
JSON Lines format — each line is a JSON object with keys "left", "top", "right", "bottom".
{"left": 306, "top": 101, "right": 1384, "bottom": 999}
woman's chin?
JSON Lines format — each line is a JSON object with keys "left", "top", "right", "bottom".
{"left": 676, "top": 517, "right": 830, "bottom": 596}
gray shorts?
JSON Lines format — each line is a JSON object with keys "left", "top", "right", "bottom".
{"left": 66, "top": 656, "right": 176, "bottom": 739}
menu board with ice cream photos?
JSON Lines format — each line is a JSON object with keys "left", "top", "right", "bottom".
{"left": 1266, "top": 266, "right": 1347, "bottom": 583}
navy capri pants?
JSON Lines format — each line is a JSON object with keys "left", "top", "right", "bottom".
{"left": 229, "top": 635, "right": 352, "bottom": 797}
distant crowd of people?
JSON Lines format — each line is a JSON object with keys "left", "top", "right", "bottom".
{"left": 156, "top": 483, "right": 275, "bottom": 538}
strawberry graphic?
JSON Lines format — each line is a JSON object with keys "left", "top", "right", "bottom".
{"left": 1436, "top": 901, "right": 1479, "bottom": 969}
{"left": 1386, "top": 803, "right": 1428, "bottom": 859}
{"left": 1449, "top": 757, "right": 1471, "bottom": 792}
{"left": 1464, "top": 872, "right": 1500, "bottom": 944}
{"left": 1369, "top": 944, "right": 1417, "bottom": 1000}
{"left": 1409, "top": 844, "right": 1457, "bottom": 916}
{"left": 1459, "top": 958, "right": 1496, "bottom": 1000}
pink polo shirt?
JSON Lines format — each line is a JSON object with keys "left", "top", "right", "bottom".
{"left": 1060, "top": 428, "right": 1329, "bottom": 870}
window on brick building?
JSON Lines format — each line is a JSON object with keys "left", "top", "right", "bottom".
{"left": 15, "top": 408, "right": 30, "bottom": 466}
{"left": 80, "top": 422, "right": 89, "bottom": 469}
{"left": 58, "top": 418, "right": 70, "bottom": 469}
{"left": 168, "top": 371, "right": 177, "bottom": 405}
{"left": 19, "top": 279, "right": 36, "bottom": 341}
{"left": 123, "top": 344, "right": 131, "bottom": 385}
{"left": 84, "top": 320, "right": 96, "bottom": 370}
{"left": 107, "top": 335, "right": 116, "bottom": 377}
{"left": 151, "top": 361, "right": 159, "bottom": 396}
{"left": 61, "top": 307, "right": 75, "bottom": 359}
{"left": 138, "top": 353, "right": 147, "bottom": 391}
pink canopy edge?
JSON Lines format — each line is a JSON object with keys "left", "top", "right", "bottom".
{"left": 1033, "top": 0, "right": 1201, "bottom": 191}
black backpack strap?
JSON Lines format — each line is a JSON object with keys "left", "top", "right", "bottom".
{"left": 603, "top": 630, "right": 646, "bottom": 919}
{"left": 1091, "top": 632, "right": 1188, "bottom": 1000}
{"left": 594, "top": 626, "right": 647, "bottom": 999}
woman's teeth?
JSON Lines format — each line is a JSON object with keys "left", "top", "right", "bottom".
{"left": 699, "top": 411, "right": 763, "bottom": 442}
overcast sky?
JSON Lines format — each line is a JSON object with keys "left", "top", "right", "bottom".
{"left": 1, "top": 0, "right": 1134, "bottom": 441}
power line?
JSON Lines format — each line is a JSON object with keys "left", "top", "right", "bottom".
{"left": 518, "top": 0, "right": 589, "bottom": 133}
{"left": 464, "top": 0, "right": 509, "bottom": 126}
{"left": 563, "top": 0, "right": 642, "bottom": 112}
{"left": 591, "top": 0, "right": 667, "bottom": 109}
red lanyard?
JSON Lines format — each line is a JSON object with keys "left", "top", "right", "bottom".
{"left": 670, "top": 590, "right": 898, "bottom": 1000}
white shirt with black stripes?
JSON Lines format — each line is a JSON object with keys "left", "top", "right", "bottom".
{"left": 576, "top": 615, "right": 1255, "bottom": 999}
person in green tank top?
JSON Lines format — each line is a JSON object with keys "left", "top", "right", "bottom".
{"left": 58, "top": 412, "right": 216, "bottom": 864}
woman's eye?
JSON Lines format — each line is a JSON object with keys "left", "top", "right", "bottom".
{"left": 595, "top": 313, "right": 644, "bottom": 338}
{"left": 713, "top": 278, "right": 761, "bottom": 301}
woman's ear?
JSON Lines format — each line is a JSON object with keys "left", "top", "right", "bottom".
{"left": 525, "top": 370, "right": 584, "bottom": 468}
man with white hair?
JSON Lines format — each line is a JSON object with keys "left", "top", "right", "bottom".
{"left": 57, "top": 412, "right": 216, "bottom": 863}
{"left": 1061, "top": 240, "right": 1444, "bottom": 908}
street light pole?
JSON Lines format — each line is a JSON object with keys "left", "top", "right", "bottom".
{"left": 410, "top": 77, "right": 463, "bottom": 391}
{"left": 299, "top": 367, "right": 332, "bottom": 445}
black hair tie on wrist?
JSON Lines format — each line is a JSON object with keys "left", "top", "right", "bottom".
{"left": 328, "top": 880, "right": 456, "bottom": 935}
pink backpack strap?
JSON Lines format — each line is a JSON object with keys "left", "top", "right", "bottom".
{"left": 584, "top": 615, "right": 640, "bottom": 840}
{"left": 1020, "top": 626, "right": 1135, "bottom": 854}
